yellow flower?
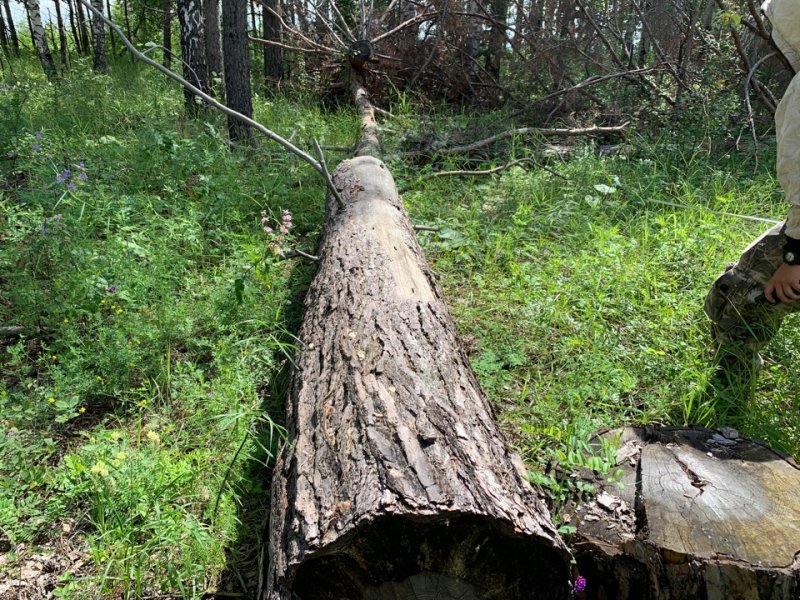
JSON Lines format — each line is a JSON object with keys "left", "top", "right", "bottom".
{"left": 47, "top": 397, "right": 56, "bottom": 404}
{"left": 50, "top": 355, "right": 57, "bottom": 362}
{"left": 90, "top": 461, "right": 109, "bottom": 477}
{"left": 100, "top": 299, "right": 106, "bottom": 305}
{"left": 79, "top": 406, "right": 86, "bottom": 413}
{"left": 145, "top": 430, "right": 160, "bottom": 444}
{"left": 111, "top": 451, "right": 127, "bottom": 467}
{"left": 63, "top": 318, "right": 69, "bottom": 323}
{"left": 116, "top": 308, "right": 123, "bottom": 314}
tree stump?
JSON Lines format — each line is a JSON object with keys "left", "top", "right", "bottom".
{"left": 262, "top": 155, "right": 571, "bottom": 599}
{"left": 570, "top": 426, "right": 800, "bottom": 599}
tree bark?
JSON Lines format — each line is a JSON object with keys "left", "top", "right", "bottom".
{"left": 75, "top": 0, "right": 91, "bottom": 54}
{"left": 262, "top": 0, "right": 282, "bottom": 92}
{"left": 0, "top": 4, "right": 9, "bottom": 56}
{"left": 24, "top": 0, "right": 58, "bottom": 81}
{"left": 66, "top": 0, "right": 83, "bottom": 53}
{"left": 162, "top": 0, "right": 173, "bottom": 69}
{"left": 177, "top": 0, "right": 210, "bottom": 113}
{"left": 263, "top": 66, "right": 571, "bottom": 600}
{"left": 3, "top": 0, "right": 19, "bottom": 55}
{"left": 91, "top": 0, "right": 107, "bottom": 72}
{"left": 203, "top": 0, "right": 223, "bottom": 95}
{"left": 571, "top": 426, "right": 800, "bottom": 599}
{"left": 54, "top": 0, "right": 70, "bottom": 71}
{"left": 486, "top": 0, "right": 508, "bottom": 80}
{"left": 222, "top": 0, "right": 253, "bottom": 143}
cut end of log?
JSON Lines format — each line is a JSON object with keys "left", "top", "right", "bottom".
{"left": 287, "top": 513, "right": 570, "bottom": 599}
{"left": 570, "top": 426, "right": 800, "bottom": 599}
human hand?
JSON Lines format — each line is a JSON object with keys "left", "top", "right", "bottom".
{"left": 764, "top": 263, "right": 800, "bottom": 303}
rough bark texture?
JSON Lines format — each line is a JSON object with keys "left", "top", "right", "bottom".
{"left": 222, "top": 0, "right": 253, "bottom": 143}
{"left": 74, "top": 0, "right": 90, "bottom": 55}
{"left": 571, "top": 426, "right": 800, "bottom": 599}
{"left": 177, "top": 0, "right": 210, "bottom": 113}
{"left": 262, "top": 0, "right": 282, "bottom": 92}
{"left": 24, "top": 0, "right": 57, "bottom": 81}
{"left": 91, "top": 0, "right": 107, "bottom": 73}
{"left": 263, "top": 154, "right": 571, "bottom": 599}
{"left": 202, "top": 0, "right": 223, "bottom": 94}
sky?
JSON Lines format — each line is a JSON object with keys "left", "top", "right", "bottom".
{"left": 9, "top": 1, "right": 64, "bottom": 25}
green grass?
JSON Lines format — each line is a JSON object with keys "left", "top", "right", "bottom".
{"left": 2, "top": 57, "right": 800, "bottom": 596}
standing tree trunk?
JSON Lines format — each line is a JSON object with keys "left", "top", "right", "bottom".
{"left": 0, "top": 5, "right": 9, "bottom": 57}
{"left": 203, "top": 0, "right": 223, "bottom": 95}
{"left": 262, "top": 0, "right": 282, "bottom": 92}
{"left": 91, "top": 0, "right": 108, "bottom": 72}
{"left": 54, "top": 0, "right": 70, "bottom": 71}
{"left": 75, "top": 0, "right": 91, "bottom": 54}
{"left": 177, "top": 0, "right": 210, "bottom": 113}
{"left": 3, "top": 0, "right": 19, "bottom": 55}
{"left": 222, "top": 0, "right": 253, "bottom": 143}
{"left": 66, "top": 0, "right": 83, "bottom": 53}
{"left": 105, "top": 0, "right": 116, "bottom": 54}
{"left": 24, "top": 0, "right": 58, "bottom": 81}
{"left": 486, "top": 0, "right": 509, "bottom": 80}
{"left": 263, "top": 66, "right": 571, "bottom": 600}
{"left": 162, "top": 0, "right": 173, "bottom": 69}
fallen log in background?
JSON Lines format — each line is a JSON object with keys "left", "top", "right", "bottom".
{"left": 570, "top": 426, "right": 800, "bottom": 599}
{"left": 263, "top": 153, "right": 571, "bottom": 598}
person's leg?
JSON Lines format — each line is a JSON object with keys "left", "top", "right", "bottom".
{"left": 704, "top": 223, "right": 796, "bottom": 407}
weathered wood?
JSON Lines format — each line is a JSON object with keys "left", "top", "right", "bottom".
{"left": 263, "top": 155, "right": 570, "bottom": 599}
{"left": 571, "top": 426, "right": 800, "bottom": 599}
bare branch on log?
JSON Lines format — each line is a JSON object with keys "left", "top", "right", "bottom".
{"left": 329, "top": 0, "right": 356, "bottom": 43}
{"left": 76, "top": 0, "right": 348, "bottom": 202}
{"left": 313, "top": 139, "right": 344, "bottom": 209}
{"left": 278, "top": 248, "right": 320, "bottom": 261}
{"left": 256, "top": 1, "right": 340, "bottom": 54}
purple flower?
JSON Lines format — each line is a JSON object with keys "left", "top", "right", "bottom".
{"left": 32, "top": 142, "right": 42, "bottom": 152}
{"left": 107, "top": 286, "right": 117, "bottom": 293}
{"left": 263, "top": 226, "right": 274, "bottom": 234}
{"left": 67, "top": 182, "right": 76, "bottom": 191}
{"left": 572, "top": 576, "right": 587, "bottom": 594}
{"left": 61, "top": 168, "right": 71, "bottom": 180}
{"left": 35, "top": 131, "right": 43, "bottom": 140}
{"left": 78, "top": 171, "right": 87, "bottom": 182}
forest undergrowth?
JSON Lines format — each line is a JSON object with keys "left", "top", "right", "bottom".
{"left": 1, "top": 59, "right": 799, "bottom": 598}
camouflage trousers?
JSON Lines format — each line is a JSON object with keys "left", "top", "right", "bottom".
{"left": 705, "top": 223, "right": 799, "bottom": 349}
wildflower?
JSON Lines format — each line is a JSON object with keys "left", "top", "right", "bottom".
{"left": 280, "top": 209, "right": 293, "bottom": 233}
{"left": 63, "top": 318, "right": 69, "bottom": 324}
{"left": 34, "top": 131, "right": 43, "bottom": 140}
{"left": 572, "top": 576, "right": 587, "bottom": 594}
{"left": 78, "top": 171, "right": 87, "bottom": 182}
{"left": 263, "top": 225, "right": 274, "bottom": 234}
{"left": 47, "top": 397, "right": 56, "bottom": 404}
{"left": 66, "top": 183, "right": 76, "bottom": 191}
{"left": 79, "top": 406, "right": 86, "bottom": 413}
{"left": 32, "top": 142, "right": 41, "bottom": 152}
{"left": 145, "top": 430, "right": 160, "bottom": 444}
{"left": 107, "top": 286, "right": 116, "bottom": 293}
{"left": 116, "top": 308, "right": 123, "bottom": 314}
{"left": 51, "top": 355, "right": 57, "bottom": 361}
{"left": 100, "top": 299, "right": 106, "bottom": 305}
{"left": 55, "top": 168, "right": 71, "bottom": 185}
{"left": 90, "top": 460, "right": 109, "bottom": 477}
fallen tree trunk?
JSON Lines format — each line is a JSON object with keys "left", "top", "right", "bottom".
{"left": 570, "top": 426, "right": 800, "bottom": 599}
{"left": 262, "top": 69, "right": 571, "bottom": 599}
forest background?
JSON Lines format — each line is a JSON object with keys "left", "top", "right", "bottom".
{"left": 0, "top": 0, "right": 799, "bottom": 597}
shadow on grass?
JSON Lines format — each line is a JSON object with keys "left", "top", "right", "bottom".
{"left": 214, "top": 260, "right": 314, "bottom": 600}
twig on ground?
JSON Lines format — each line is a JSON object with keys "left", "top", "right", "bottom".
{"left": 279, "top": 249, "right": 320, "bottom": 261}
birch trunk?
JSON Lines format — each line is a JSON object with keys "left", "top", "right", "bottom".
{"left": 177, "top": 0, "right": 210, "bottom": 113}
{"left": 91, "top": 0, "right": 107, "bottom": 72}
{"left": 24, "top": 0, "right": 57, "bottom": 81}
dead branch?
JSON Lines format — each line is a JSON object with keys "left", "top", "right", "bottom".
{"left": 278, "top": 248, "right": 320, "bottom": 261}
{"left": 329, "top": 0, "right": 356, "bottom": 43}
{"left": 371, "top": 10, "right": 439, "bottom": 45}
{"left": 408, "top": 123, "right": 629, "bottom": 158}
{"left": 249, "top": 36, "right": 331, "bottom": 55}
